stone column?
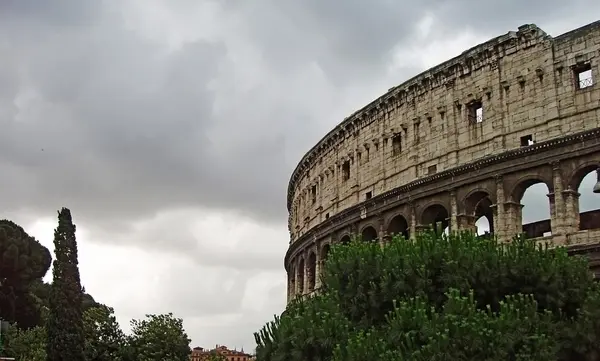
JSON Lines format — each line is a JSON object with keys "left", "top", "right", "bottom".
{"left": 377, "top": 215, "right": 386, "bottom": 248}
{"left": 314, "top": 244, "right": 321, "bottom": 290}
{"left": 563, "top": 187, "right": 581, "bottom": 236}
{"left": 302, "top": 251, "right": 309, "bottom": 295}
{"left": 492, "top": 175, "right": 507, "bottom": 241}
{"left": 456, "top": 214, "right": 477, "bottom": 233}
{"left": 547, "top": 192, "right": 558, "bottom": 240}
{"left": 293, "top": 259, "right": 300, "bottom": 299}
{"left": 503, "top": 201, "right": 524, "bottom": 240}
{"left": 550, "top": 161, "right": 566, "bottom": 240}
{"left": 287, "top": 272, "right": 291, "bottom": 302}
{"left": 449, "top": 190, "right": 458, "bottom": 233}
{"left": 288, "top": 266, "right": 296, "bottom": 302}
{"left": 409, "top": 202, "right": 417, "bottom": 240}
{"left": 415, "top": 224, "right": 430, "bottom": 235}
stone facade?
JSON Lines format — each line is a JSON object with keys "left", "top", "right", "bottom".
{"left": 190, "top": 345, "right": 251, "bottom": 361}
{"left": 285, "top": 20, "right": 600, "bottom": 303}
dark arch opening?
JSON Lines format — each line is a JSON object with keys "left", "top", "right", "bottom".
{"left": 319, "top": 244, "right": 331, "bottom": 282}
{"left": 421, "top": 204, "right": 450, "bottom": 236}
{"left": 518, "top": 179, "right": 552, "bottom": 238}
{"left": 475, "top": 196, "right": 494, "bottom": 235}
{"left": 387, "top": 215, "right": 409, "bottom": 239}
{"left": 361, "top": 226, "right": 378, "bottom": 242}
{"left": 321, "top": 244, "right": 331, "bottom": 263}
{"left": 575, "top": 168, "right": 600, "bottom": 231}
{"left": 307, "top": 252, "right": 317, "bottom": 293}
{"left": 339, "top": 235, "right": 351, "bottom": 244}
{"left": 297, "top": 258, "right": 305, "bottom": 294}
{"left": 465, "top": 191, "right": 494, "bottom": 235}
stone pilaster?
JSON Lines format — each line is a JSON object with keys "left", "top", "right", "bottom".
{"left": 450, "top": 189, "right": 458, "bottom": 232}
{"left": 302, "top": 251, "right": 309, "bottom": 295}
{"left": 492, "top": 175, "right": 507, "bottom": 241}
{"left": 409, "top": 202, "right": 417, "bottom": 240}
{"left": 294, "top": 258, "right": 301, "bottom": 298}
{"left": 377, "top": 215, "right": 386, "bottom": 248}
{"left": 550, "top": 161, "right": 566, "bottom": 239}
{"left": 314, "top": 245, "right": 321, "bottom": 290}
{"left": 456, "top": 214, "right": 477, "bottom": 233}
{"left": 563, "top": 188, "right": 581, "bottom": 235}
{"left": 503, "top": 201, "right": 524, "bottom": 240}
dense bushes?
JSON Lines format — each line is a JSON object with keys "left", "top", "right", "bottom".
{"left": 254, "top": 231, "right": 600, "bottom": 361}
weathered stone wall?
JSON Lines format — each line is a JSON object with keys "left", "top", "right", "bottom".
{"left": 284, "top": 20, "right": 600, "bottom": 303}
{"left": 287, "top": 21, "right": 600, "bottom": 243}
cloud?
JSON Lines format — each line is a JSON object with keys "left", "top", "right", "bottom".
{"left": 1, "top": 0, "right": 600, "bottom": 352}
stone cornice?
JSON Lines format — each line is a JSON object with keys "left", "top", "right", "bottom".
{"left": 284, "top": 128, "right": 600, "bottom": 269}
{"left": 285, "top": 24, "right": 559, "bottom": 211}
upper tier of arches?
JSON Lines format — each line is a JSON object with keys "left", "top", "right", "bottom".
{"left": 287, "top": 20, "right": 600, "bottom": 243}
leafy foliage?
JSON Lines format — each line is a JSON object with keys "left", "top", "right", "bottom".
{"left": 254, "top": 231, "right": 600, "bottom": 361}
{"left": 0, "top": 214, "right": 192, "bottom": 361}
{"left": 83, "top": 306, "right": 126, "bottom": 361}
{"left": 3, "top": 324, "right": 47, "bottom": 361}
{"left": 0, "top": 220, "right": 52, "bottom": 328}
{"left": 46, "top": 207, "right": 86, "bottom": 361}
{"left": 128, "top": 313, "right": 191, "bottom": 361}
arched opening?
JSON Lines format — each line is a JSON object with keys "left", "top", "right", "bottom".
{"left": 475, "top": 197, "right": 494, "bottom": 235}
{"left": 517, "top": 179, "right": 552, "bottom": 238}
{"left": 573, "top": 166, "right": 600, "bottom": 230}
{"left": 339, "top": 234, "right": 351, "bottom": 244}
{"left": 297, "top": 258, "right": 305, "bottom": 294}
{"left": 421, "top": 204, "right": 450, "bottom": 236}
{"left": 321, "top": 244, "right": 331, "bottom": 264}
{"left": 387, "top": 214, "right": 409, "bottom": 239}
{"left": 307, "top": 252, "right": 317, "bottom": 293}
{"left": 361, "top": 226, "right": 378, "bottom": 242}
{"left": 464, "top": 191, "right": 494, "bottom": 235}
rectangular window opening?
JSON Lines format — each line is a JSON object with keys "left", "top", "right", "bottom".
{"left": 520, "top": 134, "right": 534, "bottom": 147}
{"left": 467, "top": 101, "right": 483, "bottom": 124}
{"left": 366, "top": 191, "right": 372, "bottom": 200}
{"left": 414, "top": 122, "right": 420, "bottom": 143}
{"left": 574, "top": 63, "right": 593, "bottom": 89}
{"left": 325, "top": 213, "right": 329, "bottom": 219}
{"left": 311, "top": 185, "right": 317, "bottom": 204}
{"left": 427, "top": 164, "right": 437, "bottom": 175}
{"left": 342, "top": 161, "right": 350, "bottom": 181}
{"left": 392, "top": 133, "right": 402, "bottom": 156}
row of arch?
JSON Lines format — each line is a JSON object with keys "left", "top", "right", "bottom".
{"left": 288, "top": 164, "right": 600, "bottom": 300}
{"left": 291, "top": 243, "right": 331, "bottom": 296}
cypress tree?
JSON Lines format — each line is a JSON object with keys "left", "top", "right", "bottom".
{"left": 46, "top": 208, "right": 85, "bottom": 361}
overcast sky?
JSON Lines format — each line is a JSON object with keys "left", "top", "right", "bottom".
{"left": 1, "top": 0, "right": 600, "bottom": 352}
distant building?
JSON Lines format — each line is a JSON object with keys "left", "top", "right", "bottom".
{"left": 190, "top": 345, "right": 251, "bottom": 361}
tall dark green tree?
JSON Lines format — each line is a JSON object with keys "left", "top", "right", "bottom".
{"left": 46, "top": 208, "right": 85, "bottom": 361}
{"left": 0, "top": 220, "right": 52, "bottom": 328}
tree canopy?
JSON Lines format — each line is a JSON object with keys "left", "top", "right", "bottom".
{"left": 0, "top": 220, "right": 52, "bottom": 328}
{"left": 83, "top": 305, "right": 126, "bottom": 361}
{"left": 254, "top": 231, "right": 600, "bottom": 361}
{"left": 128, "top": 313, "right": 191, "bottom": 361}
{"left": 0, "top": 211, "right": 193, "bottom": 361}
{"left": 46, "top": 207, "right": 86, "bottom": 361}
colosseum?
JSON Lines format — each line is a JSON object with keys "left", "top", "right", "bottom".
{"left": 284, "top": 20, "right": 600, "bottom": 302}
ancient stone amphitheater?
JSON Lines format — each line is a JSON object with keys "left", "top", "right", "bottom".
{"left": 284, "top": 21, "right": 600, "bottom": 302}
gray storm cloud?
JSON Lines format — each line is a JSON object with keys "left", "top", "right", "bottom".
{"left": 2, "top": 0, "right": 600, "bottom": 350}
